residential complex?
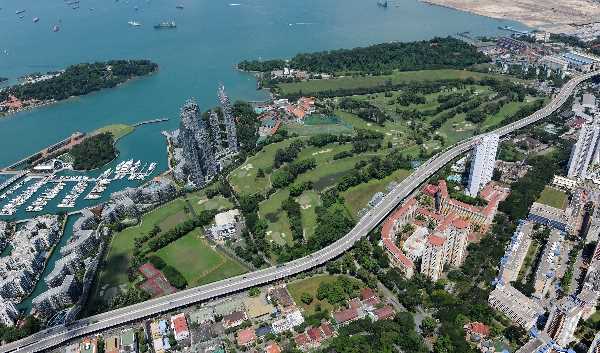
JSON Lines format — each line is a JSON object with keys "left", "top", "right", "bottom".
{"left": 488, "top": 283, "right": 543, "bottom": 330}
{"left": 544, "top": 296, "right": 583, "bottom": 347}
{"left": 567, "top": 120, "right": 600, "bottom": 179}
{"left": 498, "top": 220, "right": 534, "bottom": 283}
{"left": 467, "top": 133, "right": 499, "bottom": 197}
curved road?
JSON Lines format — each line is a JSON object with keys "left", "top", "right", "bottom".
{"left": 2, "top": 70, "right": 598, "bottom": 353}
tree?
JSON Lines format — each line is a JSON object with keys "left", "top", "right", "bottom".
{"left": 300, "top": 292, "right": 314, "bottom": 305}
{"left": 434, "top": 335, "right": 454, "bottom": 353}
{"left": 420, "top": 316, "right": 437, "bottom": 337}
{"left": 249, "top": 287, "right": 260, "bottom": 297}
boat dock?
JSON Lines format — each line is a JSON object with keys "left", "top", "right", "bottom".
{"left": 0, "top": 172, "right": 27, "bottom": 193}
{"left": 133, "top": 118, "right": 169, "bottom": 127}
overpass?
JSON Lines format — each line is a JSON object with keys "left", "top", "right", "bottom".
{"left": 2, "top": 70, "right": 598, "bottom": 353}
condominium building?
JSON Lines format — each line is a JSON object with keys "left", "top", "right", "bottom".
{"left": 544, "top": 296, "right": 583, "bottom": 347}
{"left": 420, "top": 215, "right": 470, "bottom": 281}
{"left": 467, "top": 134, "right": 499, "bottom": 197}
{"left": 175, "top": 99, "right": 218, "bottom": 188}
{"left": 0, "top": 300, "right": 18, "bottom": 327}
{"left": 218, "top": 84, "right": 239, "bottom": 154}
{"left": 528, "top": 202, "right": 574, "bottom": 233}
{"left": 31, "top": 274, "right": 81, "bottom": 319}
{"left": 567, "top": 121, "right": 600, "bottom": 179}
{"left": 589, "top": 332, "right": 600, "bottom": 353}
{"left": 381, "top": 198, "right": 418, "bottom": 279}
{"left": 533, "top": 229, "right": 564, "bottom": 299}
{"left": 488, "top": 284, "right": 543, "bottom": 330}
{"left": 499, "top": 221, "right": 534, "bottom": 284}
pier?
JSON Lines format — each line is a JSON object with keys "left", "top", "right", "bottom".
{"left": 132, "top": 117, "right": 169, "bottom": 127}
{"left": 3, "top": 132, "right": 86, "bottom": 171}
{"left": 0, "top": 171, "right": 27, "bottom": 193}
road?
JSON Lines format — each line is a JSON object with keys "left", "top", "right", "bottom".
{"left": 2, "top": 70, "right": 598, "bottom": 353}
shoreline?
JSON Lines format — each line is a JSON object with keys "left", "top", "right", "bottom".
{"left": 419, "top": 0, "right": 600, "bottom": 34}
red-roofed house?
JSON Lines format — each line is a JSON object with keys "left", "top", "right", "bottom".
{"left": 464, "top": 322, "right": 490, "bottom": 342}
{"left": 294, "top": 333, "right": 311, "bottom": 349}
{"left": 170, "top": 313, "right": 190, "bottom": 341}
{"left": 307, "top": 327, "right": 324, "bottom": 343}
{"left": 333, "top": 308, "right": 359, "bottom": 325}
{"left": 237, "top": 328, "right": 256, "bottom": 346}
{"left": 360, "top": 287, "right": 376, "bottom": 301}
{"left": 265, "top": 342, "right": 282, "bottom": 353}
{"left": 370, "top": 306, "right": 395, "bottom": 321}
{"left": 320, "top": 322, "right": 335, "bottom": 338}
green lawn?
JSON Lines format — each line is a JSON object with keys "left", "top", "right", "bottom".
{"left": 276, "top": 69, "right": 507, "bottom": 96}
{"left": 93, "top": 124, "right": 135, "bottom": 141}
{"left": 537, "top": 186, "right": 568, "bottom": 209}
{"left": 229, "top": 139, "right": 294, "bottom": 195}
{"left": 297, "top": 190, "right": 321, "bottom": 239}
{"left": 481, "top": 99, "right": 543, "bottom": 130}
{"left": 187, "top": 193, "right": 233, "bottom": 214}
{"left": 259, "top": 189, "right": 293, "bottom": 246}
{"left": 155, "top": 230, "right": 247, "bottom": 287}
{"left": 96, "top": 198, "right": 191, "bottom": 293}
{"left": 287, "top": 275, "right": 340, "bottom": 314}
{"left": 342, "top": 168, "right": 410, "bottom": 217}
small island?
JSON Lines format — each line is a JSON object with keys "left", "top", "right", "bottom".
{"left": 69, "top": 132, "right": 118, "bottom": 170}
{"left": 0, "top": 59, "right": 158, "bottom": 117}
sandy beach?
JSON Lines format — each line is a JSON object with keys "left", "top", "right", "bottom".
{"left": 421, "top": 0, "right": 600, "bottom": 33}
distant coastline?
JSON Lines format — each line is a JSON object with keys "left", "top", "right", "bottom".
{"left": 419, "top": 0, "right": 600, "bottom": 33}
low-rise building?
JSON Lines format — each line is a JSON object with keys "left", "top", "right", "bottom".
{"left": 207, "top": 209, "right": 244, "bottom": 240}
{"left": 236, "top": 327, "right": 256, "bottom": 346}
{"left": 222, "top": 310, "right": 247, "bottom": 329}
{"left": 171, "top": 313, "right": 190, "bottom": 341}
{"left": 499, "top": 220, "right": 534, "bottom": 283}
{"left": 533, "top": 229, "right": 564, "bottom": 299}
{"left": 119, "top": 328, "right": 137, "bottom": 353}
{"left": 528, "top": 202, "right": 574, "bottom": 233}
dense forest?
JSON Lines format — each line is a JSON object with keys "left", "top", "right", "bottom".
{"left": 70, "top": 132, "right": 117, "bottom": 170}
{"left": 0, "top": 60, "right": 157, "bottom": 102}
{"left": 239, "top": 37, "right": 489, "bottom": 74}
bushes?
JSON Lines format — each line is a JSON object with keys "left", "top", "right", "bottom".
{"left": 162, "top": 265, "right": 187, "bottom": 289}
{"left": 289, "top": 181, "right": 313, "bottom": 197}
{"left": 272, "top": 158, "right": 317, "bottom": 189}
{"left": 282, "top": 196, "right": 303, "bottom": 242}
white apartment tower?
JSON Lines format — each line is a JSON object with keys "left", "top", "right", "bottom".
{"left": 567, "top": 121, "right": 600, "bottom": 179}
{"left": 544, "top": 296, "right": 583, "bottom": 347}
{"left": 467, "top": 134, "right": 499, "bottom": 197}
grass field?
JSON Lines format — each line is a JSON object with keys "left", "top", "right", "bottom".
{"left": 342, "top": 168, "right": 410, "bottom": 217}
{"left": 537, "top": 186, "right": 568, "bottom": 209}
{"left": 187, "top": 193, "right": 233, "bottom": 214}
{"left": 276, "top": 69, "right": 504, "bottom": 96}
{"left": 95, "top": 198, "right": 191, "bottom": 297}
{"left": 155, "top": 230, "right": 247, "bottom": 287}
{"left": 259, "top": 189, "right": 293, "bottom": 246}
{"left": 229, "top": 139, "right": 294, "bottom": 195}
{"left": 297, "top": 190, "right": 321, "bottom": 239}
{"left": 287, "top": 275, "right": 339, "bottom": 314}
{"left": 93, "top": 124, "right": 135, "bottom": 141}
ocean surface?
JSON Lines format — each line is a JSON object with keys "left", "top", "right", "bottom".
{"left": 1, "top": 0, "right": 528, "bottom": 311}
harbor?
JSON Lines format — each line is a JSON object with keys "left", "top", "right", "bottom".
{"left": 0, "top": 159, "right": 157, "bottom": 218}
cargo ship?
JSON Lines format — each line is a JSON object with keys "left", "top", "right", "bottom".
{"left": 154, "top": 21, "right": 176, "bottom": 29}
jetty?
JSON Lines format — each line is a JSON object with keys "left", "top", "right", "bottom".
{"left": 132, "top": 117, "right": 169, "bottom": 127}
{"left": 3, "top": 132, "right": 86, "bottom": 171}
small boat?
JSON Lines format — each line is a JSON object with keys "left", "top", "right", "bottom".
{"left": 176, "top": 5, "right": 184, "bottom": 9}
{"left": 33, "top": 17, "right": 39, "bottom": 23}
{"left": 128, "top": 20, "right": 141, "bottom": 26}
{"left": 154, "top": 21, "right": 176, "bottom": 29}
{"left": 15, "top": 9, "right": 26, "bottom": 15}
{"left": 53, "top": 25, "right": 60, "bottom": 32}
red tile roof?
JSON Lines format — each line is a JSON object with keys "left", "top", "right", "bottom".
{"left": 465, "top": 322, "right": 490, "bottom": 337}
{"left": 236, "top": 328, "right": 256, "bottom": 346}
{"left": 266, "top": 343, "right": 282, "bottom": 353}
{"left": 307, "top": 327, "right": 323, "bottom": 342}
{"left": 452, "top": 218, "right": 470, "bottom": 229}
{"left": 360, "top": 287, "right": 376, "bottom": 301}
{"left": 348, "top": 298, "right": 362, "bottom": 310}
{"left": 381, "top": 199, "right": 417, "bottom": 270}
{"left": 320, "top": 323, "right": 334, "bottom": 338}
{"left": 171, "top": 314, "right": 189, "bottom": 336}
{"left": 373, "top": 306, "right": 395, "bottom": 320}
{"left": 333, "top": 308, "right": 358, "bottom": 324}
{"left": 423, "top": 184, "right": 439, "bottom": 196}
{"left": 362, "top": 296, "right": 381, "bottom": 307}
{"left": 294, "top": 333, "right": 311, "bottom": 346}
{"left": 427, "top": 235, "right": 446, "bottom": 247}
{"left": 417, "top": 208, "right": 444, "bottom": 222}
{"left": 438, "top": 180, "right": 449, "bottom": 199}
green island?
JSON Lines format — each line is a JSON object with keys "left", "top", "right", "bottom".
{"left": 0, "top": 60, "right": 158, "bottom": 116}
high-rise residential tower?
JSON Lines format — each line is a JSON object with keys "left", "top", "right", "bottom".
{"left": 467, "top": 133, "right": 499, "bottom": 197}
{"left": 567, "top": 121, "right": 600, "bottom": 179}
{"left": 209, "top": 110, "right": 223, "bottom": 151}
{"left": 178, "top": 99, "right": 217, "bottom": 188}
{"left": 218, "top": 84, "right": 239, "bottom": 154}
{"left": 544, "top": 296, "right": 583, "bottom": 347}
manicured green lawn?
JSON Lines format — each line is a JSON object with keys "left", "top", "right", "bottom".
{"left": 481, "top": 99, "right": 543, "bottom": 130}
{"left": 229, "top": 139, "right": 294, "bottom": 194}
{"left": 155, "top": 230, "right": 247, "bottom": 287}
{"left": 276, "top": 69, "right": 506, "bottom": 96}
{"left": 287, "top": 275, "right": 339, "bottom": 314}
{"left": 537, "top": 186, "right": 568, "bottom": 210}
{"left": 93, "top": 124, "right": 135, "bottom": 141}
{"left": 297, "top": 190, "right": 321, "bottom": 239}
{"left": 259, "top": 189, "right": 293, "bottom": 246}
{"left": 97, "top": 198, "right": 191, "bottom": 290}
{"left": 187, "top": 193, "right": 233, "bottom": 214}
{"left": 342, "top": 168, "right": 410, "bottom": 218}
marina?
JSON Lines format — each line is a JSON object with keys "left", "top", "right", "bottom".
{"left": 0, "top": 160, "right": 157, "bottom": 217}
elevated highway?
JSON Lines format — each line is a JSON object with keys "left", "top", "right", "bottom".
{"left": 2, "top": 70, "right": 598, "bottom": 353}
